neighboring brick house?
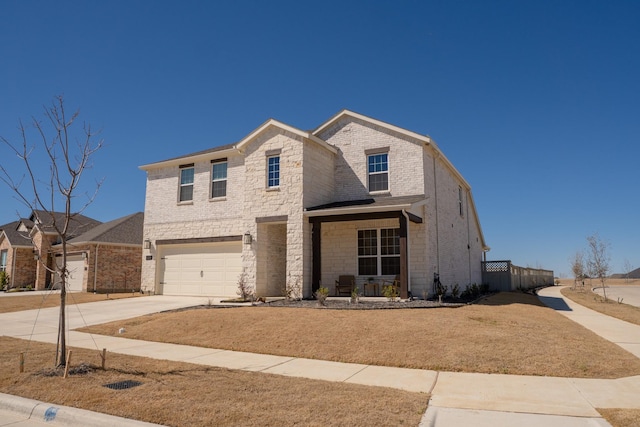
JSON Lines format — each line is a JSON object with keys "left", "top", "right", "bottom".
{"left": 140, "top": 110, "right": 489, "bottom": 299}
{"left": 0, "top": 211, "right": 144, "bottom": 292}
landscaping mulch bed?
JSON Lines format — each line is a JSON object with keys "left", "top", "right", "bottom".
{"left": 263, "top": 298, "right": 466, "bottom": 310}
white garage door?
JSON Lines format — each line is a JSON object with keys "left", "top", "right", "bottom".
{"left": 159, "top": 242, "right": 242, "bottom": 297}
{"left": 55, "top": 254, "right": 85, "bottom": 292}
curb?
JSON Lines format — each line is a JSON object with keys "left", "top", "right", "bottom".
{"left": 0, "top": 392, "right": 164, "bottom": 426}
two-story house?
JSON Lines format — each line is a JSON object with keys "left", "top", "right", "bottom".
{"left": 139, "top": 110, "right": 488, "bottom": 299}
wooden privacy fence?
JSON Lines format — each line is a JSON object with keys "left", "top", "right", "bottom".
{"left": 482, "top": 261, "right": 554, "bottom": 292}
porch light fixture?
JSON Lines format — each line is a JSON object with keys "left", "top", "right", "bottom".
{"left": 243, "top": 232, "right": 252, "bottom": 245}
{"left": 143, "top": 239, "right": 151, "bottom": 249}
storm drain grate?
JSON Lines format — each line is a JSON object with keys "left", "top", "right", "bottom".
{"left": 103, "top": 380, "right": 143, "bottom": 390}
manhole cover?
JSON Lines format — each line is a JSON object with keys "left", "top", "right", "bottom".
{"left": 103, "top": 380, "right": 143, "bottom": 390}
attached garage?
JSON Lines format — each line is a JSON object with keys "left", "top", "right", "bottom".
{"left": 55, "top": 254, "right": 86, "bottom": 292}
{"left": 158, "top": 241, "right": 242, "bottom": 297}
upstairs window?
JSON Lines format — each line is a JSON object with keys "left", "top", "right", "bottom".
{"left": 267, "top": 155, "right": 280, "bottom": 188}
{"left": 368, "top": 153, "right": 388, "bottom": 192}
{"left": 458, "top": 186, "right": 464, "bottom": 216}
{"left": 211, "top": 159, "right": 227, "bottom": 198}
{"left": 179, "top": 164, "right": 194, "bottom": 202}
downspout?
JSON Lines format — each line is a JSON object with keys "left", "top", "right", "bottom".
{"left": 432, "top": 151, "right": 440, "bottom": 276}
{"left": 93, "top": 244, "right": 100, "bottom": 293}
{"left": 466, "top": 189, "right": 472, "bottom": 283}
{"left": 401, "top": 210, "right": 412, "bottom": 296}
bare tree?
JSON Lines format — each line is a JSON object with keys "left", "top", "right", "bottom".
{"left": 623, "top": 259, "right": 634, "bottom": 283}
{"left": 586, "top": 234, "right": 611, "bottom": 301}
{"left": 569, "top": 251, "right": 586, "bottom": 289}
{"left": 0, "top": 96, "right": 103, "bottom": 367}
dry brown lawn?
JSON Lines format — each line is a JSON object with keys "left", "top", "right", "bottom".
{"left": 80, "top": 292, "right": 640, "bottom": 379}
{"left": 558, "top": 284, "right": 640, "bottom": 327}
{"left": 0, "top": 336, "right": 427, "bottom": 427}
{"left": 0, "top": 292, "right": 143, "bottom": 313}
{"left": 598, "top": 408, "right": 640, "bottom": 427}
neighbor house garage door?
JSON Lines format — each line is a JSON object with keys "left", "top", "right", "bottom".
{"left": 55, "top": 254, "right": 85, "bottom": 292}
{"left": 158, "top": 242, "right": 242, "bottom": 297}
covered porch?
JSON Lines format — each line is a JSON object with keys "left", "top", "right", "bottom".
{"left": 306, "top": 195, "right": 426, "bottom": 300}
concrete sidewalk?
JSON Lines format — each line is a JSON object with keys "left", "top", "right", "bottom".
{"left": 0, "top": 292, "right": 639, "bottom": 426}
{"left": 537, "top": 285, "right": 640, "bottom": 358}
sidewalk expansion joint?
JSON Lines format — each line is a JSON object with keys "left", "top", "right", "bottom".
{"left": 342, "top": 364, "right": 370, "bottom": 383}
{"left": 255, "top": 356, "right": 297, "bottom": 372}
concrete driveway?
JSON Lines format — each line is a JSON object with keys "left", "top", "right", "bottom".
{"left": 593, "top": 285, "right": 640, "bottom": 308}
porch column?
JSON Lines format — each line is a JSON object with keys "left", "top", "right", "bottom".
{"left": 311, "top": 219, "right": 321, "bottom": 293}
{"left": 399, "top": 213, "right": 408, "bottom": 299}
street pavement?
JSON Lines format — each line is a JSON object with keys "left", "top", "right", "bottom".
{"left": 0, "top": 288, "right": 638, "bottom": 426}
{"left": 592, "top": 285, "right": 640, "bottom": 308}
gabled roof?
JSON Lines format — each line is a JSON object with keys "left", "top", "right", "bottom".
{"left": 30, "top": 210, "right": 102, "bottom": 239}
{"left": 234, "top": 118, "right": 337, "bottom": 154}
{"left": 63, "top": 212, "right": 144, "bottom": 246}
{"left": 0, "top": 221, "right": 32, "bottom": 248}
{"left": 139, "top": 118, "right": 337, "bottom": 171}
{"left": 313, "top": 109, "right": 434, "bottom": 145}
{"left": 313, "top": 109, "right": 472, "bottom": 190}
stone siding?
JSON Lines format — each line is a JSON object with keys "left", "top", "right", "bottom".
{"left": 317, "top": 117, "right": 425, "bottom": 200}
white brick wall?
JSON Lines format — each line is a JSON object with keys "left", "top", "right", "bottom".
{"left": 316, "top": 117, "right": 425, "bottom": 200}
{"left": 140, "top": 113, "right": 485, "bottom": 298}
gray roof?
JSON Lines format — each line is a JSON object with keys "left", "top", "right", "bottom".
{"left": 0, "top": 221, "right": 32, "bottom": 247}
{"left": 65, "top": 212, "right": 144, "bottom": 246}
{"left": 150, "top": 142, "right": 237, "bottom": 165}
{"left": 30, "top": 210, "right": 102, "bottom": 238}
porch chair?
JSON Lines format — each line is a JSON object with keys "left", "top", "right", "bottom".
{"left": 334, "top": 275, "right": 355, "bottom": 296}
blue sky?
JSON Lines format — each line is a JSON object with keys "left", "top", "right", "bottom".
{"left": 1, "top": 0, "right": 639, "bottom": 277}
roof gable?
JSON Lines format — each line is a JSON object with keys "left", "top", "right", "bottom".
{"left": 30, "top": 210, "right": 102, "bottom": 239}
{"left": 0, "top": 221, "right": 32, "bottom": 248}
{"left": 65, "top": 212, "right": 144, "bottom": 246}
{"left": 140, "top": 119, "right": 337, "bottom": 171}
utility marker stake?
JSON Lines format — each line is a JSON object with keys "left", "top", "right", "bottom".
{"left": 101, "top": 348, "right": 107, "bottom": 370}
{"left": 63, "top": 350, "right": 72, "bottom": 379}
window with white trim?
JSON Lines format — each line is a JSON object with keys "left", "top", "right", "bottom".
{"left": 458, "top": 186, "right": 464, "bottom": 216}
{"left": 267, "top": 155, "right": 280, "bottom": 188}
{"left": 368, "top": 153, "right": 389, "bottom": 192}
{"left": 0, "top": 250, "right": 7, "bottom": 272}
{"left": 357, "top": 228, "right": 400, "bottom": 276}
{"left": 179, "top": 165, "right": 194, "bottom": 202}
{"left": 211, "top": 159, "right": 227, "bottom": 198}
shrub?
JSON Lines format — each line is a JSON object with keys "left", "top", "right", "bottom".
{"left": 0, "top": 271, "right": 8, "bottom": 290}
{"left": 282, "top": 275, "right": 302, "bottom": 301}
{"left": 451, "top": 283, "right": 460, "bottom": 299}
{"left": 236, "top": 272, "right": 254, "bottom": 301}
{"left": 382, "top": 284, "right": 398, "bottom": 302}
{"left": 315, "top": 287, "right": 329, "bottom": 306}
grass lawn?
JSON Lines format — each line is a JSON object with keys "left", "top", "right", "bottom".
{"left": 0, "top": 337, "right": 426, "bottom": 426}
{"left": 0, "top": 291, "right": 143, "bottom": 313}
{"left": 79, "top": 292, "right": 640, "bottom": 379}
{"left": 598, "top": 409, "right": 640, "bottom": 427}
